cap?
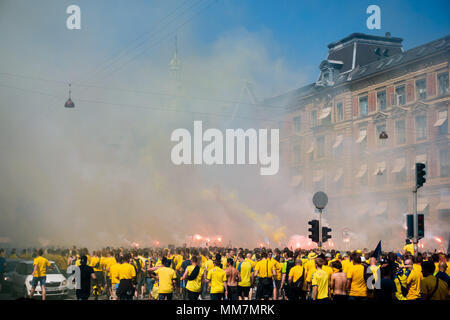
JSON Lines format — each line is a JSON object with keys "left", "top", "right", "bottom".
{"left": 325, "top": 253, "right": 332, "bottom": 258}
{"left": 308, "top": 252, "right": 318, "bottom": 259}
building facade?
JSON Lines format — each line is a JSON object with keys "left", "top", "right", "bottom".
{"left": 262, "top": 33, "right": 450, "bottom": 249}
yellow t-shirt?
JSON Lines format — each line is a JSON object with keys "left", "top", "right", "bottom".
{"left": 305, "top": 259, "right": 317, "bottom": 282}
{"left": 104, "top": 257, "right": 117, "bottom": 276}
{"left": 275, "top": 261, "right": 283, "bottom": 281}
{"left": 33, "top": 256, "right": 51, "bottom": 277}
{"left": 185, "top": 265, "right": 204, "bottom": 293}
{"left": 322, "top": 265, "right": 334, "bottom": 280}
{"left": 342, "top": 260, "right": 353, "bottom": 274}
{"left": 420, "top": 275, "right": 448, "bottom": 300}
{"left": 207, "top": 267, "right": 227, "bottom": 294}
{"left": 109, "top": 263, "right": 121, "bottom": 284}
{"left": 221, "top": 257, "right": 228, "bottom": 269}
{"left": 347, "top": 264, "right": 367, "bottom": 297}
{"left": 75, "top": 254, "right": 91, "bottom": 267}
{"left": 206, "top": 259, "right": 214, "bottom": 271}
{"left": 237, "top": 260, "right": 253, "bottom": 287}
{"left": 406, "top": 269, "right": 421, "bottom": 300}
{"left": 118, "top": 263, "right": 136, "bottom": 280}
{"left": 255, "top": 258, "right": 275, "bottom": 278}
{"left": 403, "top": 244, "right": 414, "bottom": 255}
{"left": 288, "top": 265, "right": 304, "bottom": 283}
{"left": 312, "top": 269, "right": 329, "bottom": 300}
{"left": 155, "top": 267, "right": 176, "bottom": 294}
{"left": 174, "top": 255, "right": 183, "bottom": 271}
{"left": 90, "top": 257, "right": 102, "bottom": 272}
{"left": 413, "top": 264, "right": 423, "bottom": 280}
{"left": 245, "top": 258, "right": 256, "bottom": 269}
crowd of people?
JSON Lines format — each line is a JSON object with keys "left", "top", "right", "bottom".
{"left": 0, "top": 245, "right": 449, "bottom": 301}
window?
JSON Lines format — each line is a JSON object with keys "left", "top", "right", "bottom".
{"left": 376, "top": 171, "right": 386, "bottom": 186}
{"left": 359, "top": 96, "right": 368, "bottom": 116}
{"left": 438, "top": 72, "right": 449, "bottom": 95}
{"left": 316, "top": 136, "right": 325, "bottom": 158}
{"left": 440, "top": 149, "right": 450, "bottom": 177}
{"left": 293, "top": 116, "right": 301, "bottom": 132}
{"left": 396, "top": 85, "right": 406, "bottom": 105}
{"left": 415, "top": 114, "right": 427, "bottom": 141}
{"left": 376, "top": 123, "right": 387, "bottom": 146}
{"left": 336, "top": 102, "right": 344, "bottom": 121}
{"left": 357, "top": 128, "right": 367, "bottom": 153}
{"left": 416, "top": 78, "right": 427, "bottom": 100}
{"left": 293, "top": 144, "right": 301, "bottom": 164}
{"left": 377, "top": 91, "right": 386, "bottom": 111}
{"left": 321, "top": 110, "right": 331, "bottom": 126}
{"left": 437, "top": 111, "right": 448, "bottom": 136}
{"left": 395, "top": 119, "right": 406, "bottom": 144}
{"left": 311, "top": 110, "right": 318, "bottom": 127}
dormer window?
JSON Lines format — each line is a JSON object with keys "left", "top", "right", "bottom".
{"left": 316, "top": 60, "right": 343, "bottom": 87}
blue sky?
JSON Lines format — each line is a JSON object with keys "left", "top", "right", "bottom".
{"left": 89, "top": 0, "right": 450, "bottom": 83}
{"left": 196, "top": 0, "right": 450, "bottom": 80}
{"left": 1, "top": 0, "right": 449, "bottom": 85}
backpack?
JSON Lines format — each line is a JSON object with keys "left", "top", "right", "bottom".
{"left": 292, "top": 268, "right": 304, "bottom": 288}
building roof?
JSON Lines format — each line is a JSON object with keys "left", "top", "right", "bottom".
{"left": 262, "top": 34, "right": 450, "bottom": 111}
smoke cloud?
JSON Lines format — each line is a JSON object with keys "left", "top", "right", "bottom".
{"left": 0, "top": 1, "right": 447, "bottom": 252}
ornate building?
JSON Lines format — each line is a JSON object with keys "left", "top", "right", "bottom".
{"left": 261, "top": 33, "right": 450, "bottom": 249}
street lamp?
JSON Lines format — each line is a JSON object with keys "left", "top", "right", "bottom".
{"left": 64, "top": 83, "right": 75, "bottom": 108}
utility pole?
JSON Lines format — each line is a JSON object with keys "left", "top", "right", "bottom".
{"left": 318, "top": 208, "right": 323, "bottom": 249}
{"left": 312, "top": 191, "right": 328, "bottom": 250}
{"left": 413, "top": 185, "right": 418, "bottom": 254}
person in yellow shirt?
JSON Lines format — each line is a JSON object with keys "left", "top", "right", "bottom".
{"left": 108, "top": 255, "right": 121, "bottom": 300}
{"left": 246, "top": 253, "right": 256, "bottom": 269}
{"left": 103, "top": 251, "right": 116, "bottom": 298}
{"left": 116, "top": 254, "right": 136, "bottom": 300}
{"left": 254, "top": 252, "right": 276, "bottom": 300}
{"left": 237, "top": 253, "right": 253, "bottom": 300}
{"left": 288, "top": 257, "right": 304, "bottom": 300}
{"left": 346, "top": 255, "right": 367, "bottom": 300}
{"left": 182, "top": 256, "right": 204, "bottom": 300}
{"left": 155, "top": 258, "right": 177, "bottom": 300}
{"left": 90, "top": 251, "right": 105, "bottom": 289}
{"left": 273, "top": 256, "right": 283, "bottom": 300}
{"left": 341, "top": 253, "right": 353, "bottom": 274}
{"left": 403, "top": 239, "right": 414, "bottom": 255}
{"left": 413, "top": 255, "right": 423, "bottom": 281}
{"left": 312, "top": 258, "right": 329, "bottom": 300}
{"left": 404, "top": 258, "right": 421, "bottom": 300}
{"left": 420, "top": 261, "right": 449, "bottom": 300}
{"left": 29, "top": 249, "right": 53, "bottom": 300}
{"left": 305, "top": 252, "right": 317, "bottom": 298}
{"left": 207, "top": 256, "right": 227, "bottom": 300}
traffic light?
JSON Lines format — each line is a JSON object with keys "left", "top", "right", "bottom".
{"left": 322, "top": 226, "right": 332, "bottom": 242}
{"left": 308, "top": 220, "right": 319, "bottom": 243}
{"left": 417, "top": 214, "right": 424, "bottom": 239}
{"left": 406, "top": 214, "right": 413, "bottom": 239}
{"left": 416, "top": 163, "right": 426, "bottom": 188}
{"left": 406, "top": 214, "right": 425, "bottom": 239}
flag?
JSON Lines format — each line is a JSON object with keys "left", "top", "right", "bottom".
{"left": 371, "top": 240, "right": 382, "bottom": 259}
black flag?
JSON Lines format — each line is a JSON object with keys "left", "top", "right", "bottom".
{"left": 371, "top": 240, "right": 382, "bottom": 259}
